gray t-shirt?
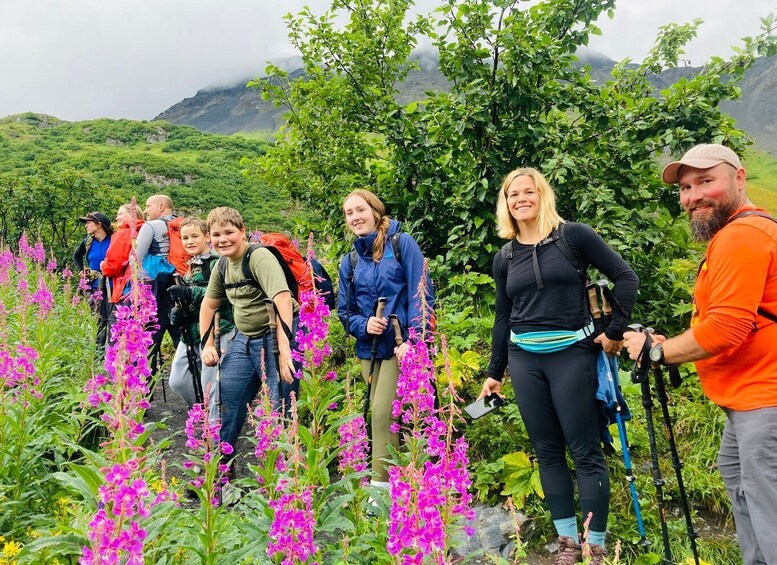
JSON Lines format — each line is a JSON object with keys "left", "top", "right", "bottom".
{"left": 205, "top": 245, "right": 293, "bottom": 337}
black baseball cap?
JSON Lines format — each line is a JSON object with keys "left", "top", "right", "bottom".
{"left": 79, "top": 212, "right": 112, "bottom": 230}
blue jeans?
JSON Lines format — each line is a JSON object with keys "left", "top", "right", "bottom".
{"left": 218, "top": 318, "right": 299, "bottom": 454}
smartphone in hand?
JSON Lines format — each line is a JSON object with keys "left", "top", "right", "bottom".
{"left": 463, "top": 393, "right": 506, "bottom": 420}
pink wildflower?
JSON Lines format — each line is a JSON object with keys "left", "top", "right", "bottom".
{"left": 80, "top": 459, "right": 149, "bottom": 565}
{"left": 293, "top": 289, "right": 331, "bottom": 371}
{"left": 266, "top": 488, "right": 318, "bottom": 564}
{"left": 337, "top": 415, "right": 369, "bottom": 484}
{"left": 31, "top": 276, "right": 54, "bottom": 318}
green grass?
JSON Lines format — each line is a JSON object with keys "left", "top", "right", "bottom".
{"left": 744, "top": 148, "right": 777, "bottom": 213}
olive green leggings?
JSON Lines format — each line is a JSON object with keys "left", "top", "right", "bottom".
{"left": 361, "top": 357, "right": 400, "bottom": 482}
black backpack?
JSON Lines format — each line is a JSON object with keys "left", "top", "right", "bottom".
{"left": 499, "top": 222, "right": 585, "bottom": 282}
{"left": 348, "top": 232, "right": 403, "bottom": 274}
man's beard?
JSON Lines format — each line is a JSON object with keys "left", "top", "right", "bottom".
{"left": 688, "top": 198, "right": 739, "bottom": 241}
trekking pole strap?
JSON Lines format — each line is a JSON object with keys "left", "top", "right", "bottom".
{"left": 631, "top": 330, "right": 652, "bottom": 384}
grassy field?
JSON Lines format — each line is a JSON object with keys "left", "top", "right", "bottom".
{"left": 744, "top": 148, "right": 777, "bottom": 213}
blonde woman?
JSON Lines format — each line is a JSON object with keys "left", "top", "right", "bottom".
{"left": 479, "top": 168, "right": 638, "bottom": 564}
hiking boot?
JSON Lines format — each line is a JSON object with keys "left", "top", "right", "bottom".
{"left": 553, "top": 536, "right": 582, "bottom": 565}
{"left": 585, "top": 543, "right": 607, "bottom": 565}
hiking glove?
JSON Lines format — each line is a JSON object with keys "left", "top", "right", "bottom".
{"left": 169, "top": 305, "right": 186, "bottom": 327}
{"left": 168, "top": 284, "right": 192, "bottom": 304}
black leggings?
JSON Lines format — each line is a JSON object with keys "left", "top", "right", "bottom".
{"left": 508, "top": 342, "right": 609, "bottom": 531}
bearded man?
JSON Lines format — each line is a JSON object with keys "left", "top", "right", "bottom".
{"left": 624, "top": 144, "right": 777, "bottom": 565}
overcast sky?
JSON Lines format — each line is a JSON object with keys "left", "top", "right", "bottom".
{"left": 1, "top": 0, "right": 774, "bottom": 122}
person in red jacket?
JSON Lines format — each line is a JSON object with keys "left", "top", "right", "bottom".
{"left": 101, "top": 203, "right": 144, "bottom": 304}
{"left": 624, "top": 144, "right": 777, "bottom": 565}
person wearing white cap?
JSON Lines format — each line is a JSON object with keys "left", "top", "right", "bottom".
{"left": 624, "top": 143, "right": 777, "bottom": 565}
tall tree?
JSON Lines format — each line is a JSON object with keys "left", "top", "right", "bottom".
{"left": 254, "top": 0, "right": 776, "bottom": 330}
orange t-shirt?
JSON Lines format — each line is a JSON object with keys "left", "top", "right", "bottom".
{"left": 691, "top": 206, "right": 777, "bottom": 410}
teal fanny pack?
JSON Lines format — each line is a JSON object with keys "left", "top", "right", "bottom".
{"left": 510, "top": 321, "right": 595, "bottom": 354}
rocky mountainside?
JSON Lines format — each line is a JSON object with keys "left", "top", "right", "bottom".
{"left": 154, "top": 52, "right": 776, "bottom": 150}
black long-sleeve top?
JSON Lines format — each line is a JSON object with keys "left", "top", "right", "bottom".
{"left": 487, "top": 222, "right": 639, "bottom": 381}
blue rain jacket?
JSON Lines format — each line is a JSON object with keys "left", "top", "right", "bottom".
{"left": 337, "top": 220, "right": 434, "bottom": 360}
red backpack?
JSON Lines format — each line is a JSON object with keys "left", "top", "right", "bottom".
{"left": 258, "top": 233, "right": 314, "bottom": 297}
{"left": 163, "top": 217, "right": 189, "bottom": 277}
{"left": 217, "top": 233, "right": 313, "bottom": 301}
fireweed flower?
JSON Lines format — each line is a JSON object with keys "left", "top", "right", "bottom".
{"left": 77, "top": 273, "right": 91, "bottom": 293}
{"left": 81, "top": 247, "right": 159, "bottom": 562}
{"left": 391, "top": 332, "right": 437, "bottom": 431}
{"left": 18, "top": 234, "right": 45, "bottom": 264}
{"left": 30, "top": 276, "right": 54, "bottom": 318}
{"left": 83, "top": 275, "right": 156, "bottom": 450}
{"left": 80, "top": 459, "right": 149, "bottom": 565}
{"left": 337, "top": 415, "right": 369, "bottom": 484}
{"left": 387, "top": 464, "right": 447, "bottom": 561}
{"left": 184, "top": 402, "right": 232, "bottom": 504}
{"left": 0, "top": 344, "right": 42, "bottom": 403}
{"left": 266, "top": 488, "right": 318, "bottom": 565}
{"left": 292, "top": 288, "right": 331, "bottom": 372}
{"left": 386, "top": 326, "right": 475, "bottom": 561}
{"left": 46, "top": 257, "right": 57, "bottom": 272}
{"left": 0, "top": 248, "right": 14, "bottom": 284}
{"left": 252, "top": 397, "right": 284, "bottom": 486}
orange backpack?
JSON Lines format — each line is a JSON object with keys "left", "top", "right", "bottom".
{"left": 218, "top": 233, "right": 313, "bottom": 301}
{"left": 258, "top": 233, "right": 314, "bottom": 298}
{"left": 163, "top": 217, "right": 189, "bottom": 276}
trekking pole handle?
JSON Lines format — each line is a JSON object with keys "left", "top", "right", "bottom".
{"left": 599, "top": 281, "right": 613, "bottom": 319}
{"left": 375, "top": 297, "right": 388, "bottom": 319}
{"left": 173, "top": 274, "right": 185, "bottom": 308}
{"left": 214, "top": 310, "right": 222, "bottom": 357}
{"left": 587, "top": 285, "right": 601, "bottom": 320}
{"left": 389, "top": 314, "right": 403, "bottom": 347}
{"left": 370, "top": 297, "right": 388, "bottom": 356}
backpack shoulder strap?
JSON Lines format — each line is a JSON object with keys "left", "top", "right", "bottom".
{"left": 728, "top": 210, "right": 777, "bottom": 225}
{"left": 201, "top": 255, "right": 214, "bottom": 283}
{"left": 390, "top": 232, "right": 402, "bottom": 265}
{"left": 554, "top": 222, "right": 585, "bottom": 280}
{"left": 241, "top": 243, "right": 259, "bottom": 283}
{"left": 500, "top": 240, "right": 513, "bottom": 261}
{"left": 84, "top": 234, "right": 94, "bottom": 256}
{"left": 348, "top": 248, "right": 358, "bottom": 282}
{"left": 220, "top": 244, "right": 262, "bottom": 290}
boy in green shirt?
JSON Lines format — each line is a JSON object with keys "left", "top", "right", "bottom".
{"left": 199, "top": 207, "right": 296, "bottom": 455}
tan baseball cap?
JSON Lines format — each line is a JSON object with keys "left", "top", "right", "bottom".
{"left": 662, "top": 144, "right": 742, "bottom": 183}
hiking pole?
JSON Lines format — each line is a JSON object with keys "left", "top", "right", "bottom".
{"left": 213, "top": 309, "right": 222, "bottom": 425}
{"left": 652, "top": 360, "right": 701, "bottom": 565}
{"left": 213, "top": 309, "right": 224, "bottom": 504}
{"left": 600, "top": 287, "right": 648, "bottom": 545}
{"left": 389, "top": 315, "right": 404, "bottom": 350}
{"left": 630, "top": 324, "right": 672, "bottom": 565}
{"left": 363, "top": 297, "right": 388, "bottom": 420}
{"left": 174, "top": 275, "right": 204, "bottom": 406}
{"left": 264, "top": 298, "right": 285, "bottom": 415}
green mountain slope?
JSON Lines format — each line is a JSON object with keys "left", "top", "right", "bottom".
{"left": 745, "top": 150, "right": 777, "bottom": 213}
{"left": 0, "top": 113, "right": 313, "bottom": 260}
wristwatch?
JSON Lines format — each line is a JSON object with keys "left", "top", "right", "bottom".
{"left": 649, "top": 343, "right": 665, "bottom": 365}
